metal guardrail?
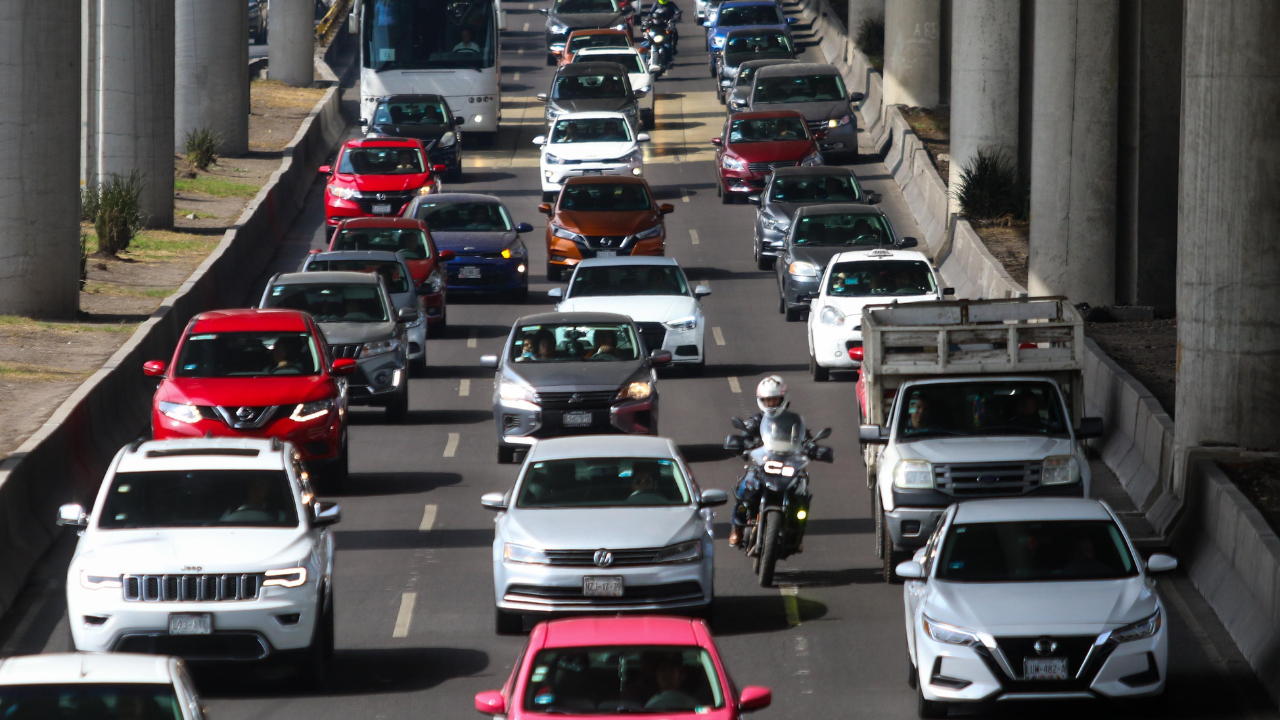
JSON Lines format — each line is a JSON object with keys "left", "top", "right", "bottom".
{"left": 316, "top": 0, "right": 353, "bottom": 45}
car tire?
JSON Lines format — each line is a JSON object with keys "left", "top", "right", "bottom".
{"left": 642, "top": 108, "right": 655, "bottom": 129}
{"left": 784, "top": 305, "right": 803, "bottom": 322}
{"left": 810, "top": 353, "right": 829, "bottom": 382}
{"left": 498, "top": 445, "right": 517, "bottom": 464}
{"left": 754, "top": 242, "right": 774, "bottom": 271}
{"left": 386, "top": 382, "right": 409, "bottom": 423}
{"left": 916, "top": 683, "right": 948, "bottom": 719}
{"left": 907, "top": 652, "right": 918, "bottom": 689}
{"left": 297, "top": 593, "right": 333, "bottom": 686}
{"left": 495, "top": 608, "right": 523, "bottom": 635}
{"left": 547, "top": 263, "right": 562, "bottom": 282}
{"left": 547, "top": 53, "right": 558, "bottom": 66}
{"left": 410, "top": 354, "right": 428, "bottom": 377}
{"left": 881, "top": 505, "right": 908, "bottom": 584}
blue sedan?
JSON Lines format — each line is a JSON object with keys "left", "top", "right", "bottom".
{"left": 403, "top": 193, "right": 534, "bottom": 302}
{"left": 704, "top": 0, "right": 796, "bottom": 74}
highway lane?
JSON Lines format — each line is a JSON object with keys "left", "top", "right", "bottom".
{"left": 0, "top": 4, "right": 1276, "bottom": 720}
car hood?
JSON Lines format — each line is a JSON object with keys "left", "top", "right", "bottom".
{"left": 160, "top": 376, "right": 334, "bottom": 407}
{"left": 433, "top": 230, "right": 519, "bottom": 254}
{"left": 553, "top": 97, "right": 636, "bottom": 115}
{"left": 728, "top": 139, "right": 814, "bottom": 162}
{"left": 316, "top": 321, "right": 397, "bottom": 346}
{"left": 924, "top": 576, "right": 1157, "bottom": 636}
{"left": 75, "top": 528, "right": 313, "bottom": 575}
{"left": 509, "top": 359, "right": 645, "bottom": 390}
{"left": 789, "top": 245, "right": 853, "bottom": 271}
{"left": 336, "top": 173, "right": 431, "bottom": 192}
{"left": 753, "top": 99, "right": 847, "bottom": 121}
{"left": 556, "top": 209, "right": 660, "bottom": 235}
{"left": 545, "top": 140, "right": 638, "bottom": 161}
{"left": 894, "top": 435, "right": 1075, "bottom": 462}
{"left": 557, "top": 295, "right": 697, "bottom": 322}
{"left": 502, "top": 506, "right": 702, "bottom": 549}
{"left": 367, "top": 125, "right": 451, "bottom": 147}
{"left": 552, "top": 10, "right": 628, "bottom": 27}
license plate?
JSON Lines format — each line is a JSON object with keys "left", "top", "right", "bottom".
{"left": 371, "top": 203, "right": 393, "bottom": 214}
{"left": 596, "top": 250, "right": 617, "bottom": 258}
{"left": 460, "top": 266, "right": 481, "bottom": 279}
{"left": 168, "top": 613, "right": 213, "bottom": 636}
{"left": 563, "top": 411, "right": 592, "bottom": 427}
{"left": 583, "top": 576, "right": 624, "bottom": 597}
{"left": 581, "top": 169, "right": 604, "bottom": 176}
{"left": 1023, "top": 657, "right": 1068, "bottom": 680}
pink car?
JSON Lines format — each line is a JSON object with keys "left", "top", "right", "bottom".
{"left": 475, "top": 616, "right": 772, "bottom": 720}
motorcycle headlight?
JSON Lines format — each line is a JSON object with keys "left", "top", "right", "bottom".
{"left": 922, "top": 615, "right": 983, "bottom": 647}
{"left": 893, "top": 459, "right": 933, "bottom": 489}
{"left": 159, "top": 401, "right": 202, "bottom": 424}
{"left": 263, "top": 567, "right": 308, "bottom": 588}
{"left": 665, "top": 315, "right": 697, "bottom": 330}
{"left": 653, "top": 33, "right": 666, "bottom": 42}
{"left": 438, "top": 131, "right": 457, "bottom": 148}
{"left": 499, "top": 379, "right": 537, "bottom": 405}
{"left": 504, "top": 543, "right": 551, "bottom": 564}
{"left": 548, "top": 21, "right": 569, "bottom": 33}
{"left": 290, "top": 399, "right": 334, "bottom": 422}
{"left": 787, "top": 261, "right": 818, "bottom": 277}
{"left": 1109, "top": 609, "right": 1162, "bottom": 643}
{"left": 422, "top": 267, "right": 446, "bottom": 294}
{"left": 721, "top": 155, "right": 746, "bottom": 171}
{"left": 329, "top": 186, "right": 360, "bottom": 200}
{"left": 551, "top": 224, "right": 579, "bottom": 241}
{"left": 800, "top": 151, "right": 823, "bottom": 166}
{"left": 818, "top": 305, "right": 845, "bottom": 326}
{"left": 655, "top": 540, "right": 702, "bottom": 563}
{"left": 80, "top": 572, "right": 123, "bottom": 590}
{"left": 617, "top": 380, "right": 652, "bottom": 401}
{"left": 1041, "top": 455, "right": 1081, "bottom": 485}
{"left": 359, "top": 339, "right": 399, "bottom": 358}
{"left": 635, "top": 224, "right": 663, "bottom": 240}
{"left": 544, "top": 152, "right": 566, "bottom": 165}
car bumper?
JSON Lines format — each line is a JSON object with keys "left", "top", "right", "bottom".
{"left": 346, "top": 355, "right": 407, "bottom": 406}
{"left": 325, "top": 196, "right": 421, "bottom": 227}
{"left": 494, "top": 396, "right": 657, "bottom": 447}
{"left": 810, "top": 326, "right": 861, "bottom": 368}
{"left": 719, "top": 168, "right": 773, "bottom": 195}
{"left": 817, "top": 123, "right": 858, "bottom": 153}
{"left": 445, "top": 257, "right": 530, "bottom": 293}
{"left": 547, "top": 235, "right": 665, "bottom": 268}
{"left": 494, "top": 545, "right": 713, "bottom": 613}
{"left": 542, "top": 160, "right": 644, "bottom": 192}
{"left": 151, "top": 410, "right": 343, "bottom": 463}
{"left": 784, "top": 275, "right": 820, "bottom": 306}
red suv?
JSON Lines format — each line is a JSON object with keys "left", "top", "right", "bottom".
{"left": 326, "top": 217, "right": 455, "bottom": 326}
{"left": 712, "top": 110, "right": 823, "bottom": 203}
{"left": 143, "top": 309, "right": 354, "bottom": 483}
{"left": 321, "top": 138, "right": 445, "bottom": 227}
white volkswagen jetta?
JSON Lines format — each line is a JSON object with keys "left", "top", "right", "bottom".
{"left": 550, "top": 256, "right": 711, "bottom": 372}
{"left": 59, "top": 437, "right": 340, "bottom": 680}
{"left": 572, "top": 47, "right": 656, "bottom": 128}
{"left": 0, "top": 653, "right": 205, "bottom": 719}
{"left": 536, "top": 112, "right": 650, "bottom": 198}
{"left": 899, "top": 497, "right": 1175, "bottom": 716}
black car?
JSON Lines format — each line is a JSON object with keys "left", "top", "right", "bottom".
{"left": 773, "top": 204, "right": 916, "bottom": 321}
{"left": 716, "top": 28, "right": 796, "bottom": 102}
{"left": 746, "top": 63, "right": 866, "bottom": 162}
{"left": 539, "top": 62, "right": 646, "bottom": 131}
{"left": 749, "top": 166, "right": 879, "bottom": 270}
{"left": 362, "top": 95, "right": 465, "bottom": 181}
{"left": 542, "top": 0, "right": 633, "bottom": 66}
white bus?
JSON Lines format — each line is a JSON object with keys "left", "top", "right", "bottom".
{"left": 353, "top": 0, "right": 503, "bottom": 136}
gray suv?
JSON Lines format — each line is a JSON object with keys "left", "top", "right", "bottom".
{"left": 748, "top": 166, "right": 879, "bottom": 270}
{"left": 539, "top": 62, "right": 647, "bottom": 132}
{"left": 745, "top": 63, "right": 865, "bottom": 162}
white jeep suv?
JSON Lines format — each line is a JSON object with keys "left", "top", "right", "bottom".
{"left": 59, "top": 437, "right": 340, "bottom": 680}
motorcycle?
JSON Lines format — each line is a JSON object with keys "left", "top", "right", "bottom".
{"left": 640, "top": 19, "right": 674, "bottom": 75}
{"left": 724, "top": 417, "right": 834, "bottom": 586}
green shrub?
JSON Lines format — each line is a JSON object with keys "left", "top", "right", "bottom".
{"left": 856, "top": 15, "right": 884, "bottom": 56}
{"left": 92, "top": 171, "right": 147, "bottom": 256}
{"left": 79, "top": 233, "right": 91, "bottom": 289}
{"left": 80, "top": 184, "right": 100, "bottom": 222}
{"left": 953, "top": 149, "right": 1026, "bottom": 221}
{"left": 184, "top": 126, "right": 219, "bottom": 171}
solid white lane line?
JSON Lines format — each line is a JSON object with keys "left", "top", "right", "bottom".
{"left": 780, "top": 585, "right": 800, "bottom": 626}
{"left": 689, "top": 229, "right": 700, "bottom": 245}
{"left": 728, "top": 377, "right": 741, "bottom": 393}
{"left": 419, "top": 504, "right": 438, "bottom": 531}
{"left": 680, "top": 187, "right": 690, "bottom": 203}
{"left": 443, "top": 433, "right": 460, "bottom": 457}
{"left": 712, "top": 327, "right": 725, "bottom": 346}
{"left": 459, "top": 378, "right": 471, "bottom": 396}
{"left": 528, "top": 2, "right": 534, "bottom": 8}
{"left": 392, "top": 592, "right": 417, "bottom": 638}
{"left": 522, "top": 21, "right": 529, "bottom": 31}
{"left": 467, "top": 329, "right": 477, "bottom": 348}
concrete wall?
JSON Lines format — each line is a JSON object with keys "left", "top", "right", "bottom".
{"left": 175, "top": 0, "right": 250, "bottom": 156}
{"left": 881, "top": 0, "right": 940, "bottom": 108}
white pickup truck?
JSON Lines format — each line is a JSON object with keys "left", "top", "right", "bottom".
{"left": 856, "top": 297, "right": 1105, "bottom": 580}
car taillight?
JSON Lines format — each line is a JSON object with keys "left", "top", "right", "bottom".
{"left": 848, "top": 347, "right": 864, "bottom": 362}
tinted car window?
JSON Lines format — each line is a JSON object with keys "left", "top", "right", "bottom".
{"left": 552, "top": 117, "right": 633, "bottom": 143}
{"left": 332, "top": 227, "right": 432, "bottom": 258}
{"left": 897, "top": 381, "right": 1070, "bottom": 439}
{"left": 576, "top": 51, "right": 646, "bottom": 73}
{"left": 265, "top": 283, "right": 389, "bottom": 323}
{"left": 554, "top": 73, "right": 629, "bottom": 100}
{"left": 729, "top": 116, "right": 807, "bottom": 142}
{"left": 374, "top": 100, "right": 449, "bottom": 125}
{"left": 521, "top": 646, "right": 724, "bottom": 714}
{"left": 769, "top": 174, "right": 860, "bottom": 202}
{"left": 826, "top": 260, "right": 936, "bottom": 297}
{"left": 726, "top": 33, "right": 792, "bottom": 54}
{"left": 176, "top": 331, "right": 321, "bottom": 377}
{"left": 0, "top": 684, "right": 184, "bottom": 719}
{"left": 937, "top": 520, "right": 1138, "bottom": 582}
{"left": 754, "top": 73, "right": 846, "bottom": 102}
{"left": 99, "top": 470, "right": 299, "bottom": 529}
{"left": 792, "top": 212, "right": 891, "bottom": 246}
{"left": 717, "top": 5, "right": 780, "bottom": 26}
{"left": 517, "top": 458, "right": 690, "bottom": 507}
{"left": 560, "top": 182, "right": 652, "bottom": 211}
{"left": 338, "top": 146, "right": 424, "bottom": 175}
{"left": 571, "top": 265, "right": 688, "bottom": 297}
{"left": 511, "top": 322, "right": 641, "bottom": 362}
{"left": 415, "top": 201, "right": 513, "bottom": 231}
{"left": 305, "top": 259, "right": 411, "bottom": 294}
{"left": 568, "top": 34, "right": 629, "bottom": 53}
{"left": 554, "top": 0, "right": 618, "bottom": 12}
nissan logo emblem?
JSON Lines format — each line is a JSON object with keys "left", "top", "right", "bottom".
{"left": 593, "top": 549, "right": 613, "bottom": 567}
{"left": 235, "top": 407, "right": 255, "bottom": 421}
{"left": 1034, "top": 638, "right": 1059, "bottom": 656}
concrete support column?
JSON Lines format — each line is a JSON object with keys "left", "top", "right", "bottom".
{"left": 847, "top": 0, "right": 883, "bottom": 32}
{"left": 947, "top": 0, "right": 1020, "bottom": 212}
{"left": 882, "top": 0, "right": 940, "bottom": 108}
{"left": 269, "top": 0, "right": 315, "bottom": 87}
{"left": 1026, "top": 0, "right": 1119, "bottom": 306}
{"left": 0, "top": 0, "right": 81, "bottom": 318}
{"left": 88, "top": 0, "right": 175, "bottom": 229}
{"left": 1176, "top": 1, "right": 1280, "bottom": 455}
{"left": 175, "top": 0, "right": 249, "bottom": 156}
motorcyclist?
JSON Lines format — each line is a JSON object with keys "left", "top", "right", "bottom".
{"left": 647, "top": 0, "right": 681, "bottom": 54}
{"left": 729, "top": 375, "right": 803, "bottom": 547}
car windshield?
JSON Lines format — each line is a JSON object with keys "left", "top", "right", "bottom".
{"left": 551, "top": 117, "right": 634, "bottom": 143}
{"left": 570, "top": 265, "right": 688, "bottom": 297}
{"left": 717, "top": 5, "right": 779, "bottom": 26}
{"left": 364, "top": 0, "right": 496, "bottom": 71}
{"left": 554, "top": 0, "right": 618, "bottom": 13}
{"left": 792, "top": 212, "right": 892, "bottom": 246}
{"left": 332, "top": 227, "right": 433, "bottom": 258}
{"left": 896, "top": 381, "right": 1070, "bottom": 439}
{"left": 729, "top": 115, "right": 808, "bottom": 142}
{"left": 175, "top": 331, "right": 321, "bottom": 377}
{"left": 769, "top": 174, "right": 860, "bottom": 202}
{"left": 568, "top": 34, "right": 629, "bottom": 53}
{"left": 98, "top": 469, "right": 299, "bottom": 529}
{"left": 560, "top": 182, "right": 652, "bottom": 211}
{"left": 936, "top": 520, "right": 1138, "bottom": 582}
{"left": 754, "top": 73, "right": 846, "bottom": 103}
{"left": 374, "top": 99, "right": 450, "bottom": 126}
{"left": 554, "top": 73, "right": 629, "bottom": 100}
{"left": 264, "top": 283, "right": 389, "bottom": 323}
{"left": 826, "top": 259, "right": 936, "bottom": 297}
{"left": 414, "top": 201, "right": 513, "bottom": 231}
{"left": 577, "top": 51, "right": 646, "bottom": 73}
{"left": 511, "top": 322, "right": 641, "bottom": 362}
{"left": 522, "top": 646, "right": 724, "bottom": 714}
{"left": 726, "top": 33, "right": 792, "bottom": 54}
{"left": 337, "top": 146, "right": 424, "bottom": 175}
{"left": 0, "top": 683, "right": 184, "bottom": 719}
{"left": 305, "top": 259, "right": 411, "bottom": 294}
{"left": 517, "top": 458, "right": 690, "bottom": 507}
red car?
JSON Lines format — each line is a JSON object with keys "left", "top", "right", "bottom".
{"left": 326, "top": 217, "right": 455, "bottom": 326}
{"left": 143, "top": 309, "right": 354, "bottom": 483}
{"left": 474, "top": 616, "right": 772, "bottom": 720}
{"left": 320, "top": 138, "right": 446, "bottom": 227}
{"left": 712, "top": 110, "right": 823, "bottom": 203}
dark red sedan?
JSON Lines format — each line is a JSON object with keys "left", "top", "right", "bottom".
{"left": 326, "top": 217, "right": 455, "bottom": 327}
{"left": 321, "top": 138, "right": 446, "bottom": 227}
{"left": 712, "top": 110, "right": 823, "bottom": 203}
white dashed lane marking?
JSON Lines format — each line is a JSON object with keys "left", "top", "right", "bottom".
{"left": 689, "top": 229, "right": 700, "bottom": 245}
{"left": 712, "top": 327, "right": 725, "bottom": 346}
{"left": 728, "top": 377, "right": 741, "bottom": 393}
{"left": 443, "top": 433, "right": 460, "bottom": 457}
{"left": 393, "top": 592, "right": 417, "bottom": 638}
{"left": 780, "top": 585, "right": 800, "bottom": 626}
{"left": 419, "top": 504, "right": 438, "bottom": 531}
{"left": 459, "top": 378, "right": 471, "bottom": 396}
{"left": 467, "top": 329, "right": 477, "bottom": 348}
{"left": 514, "top": 71, "right": 521, "bottom": 81}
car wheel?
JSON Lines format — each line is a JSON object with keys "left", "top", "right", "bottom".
{"left": 784, "top": 304, "right": 803, "bottom": 322}
{"left": 546, "top": 53, "right": 558, "bottom": 66}
{"left": 297, "top": 593, "right": 333, "bottom": 686}
{"left": 642, "top": 108, "right": 655, "bottom": 129}
{"left": 546, "top": 263, "right": 562, "bottom": 282}
{"left": 498, "top": 445, "right": 516, "bottom": 464}
{"left": 810, "top": 353, "right": 829, "bottom": 382}
{"left": 882, "top": 506, "right": 908, "bottom": 584}
{"left": 755, "top": 244, "right": 773, "bottom": 271}
{"left": 719, "top": 184, "right": 733, "bottom": 205}
{"left": 410, "top": 353, "right": 428, "bottom": 377}
{"left": 916, "top": 683, "right": 948, "bottom": 719}
{"left": 907, "top": 652, "right": 918, "bottom": 689}
{"left": 495, "top": 608, "right": 523, "bottom": 635}
{"left": 717, "top": 90, "right": 725, "bottom": 105}
{"left": 386, "top": 382, "right": 409, "bottom": 423}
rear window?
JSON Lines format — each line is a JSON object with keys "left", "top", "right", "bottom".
{"left": 331, "top": 227, "right": 432, "bottom": 259}
{"left": 305, "top": 259, "right": 410, "bottom": 294}
{"left": 0, "top": 683, "right": 184, "bottom": 719}
{"left": 264, "top": 283, "right": 389, "bottom": 323}
{"left": 576, "top": 51, "right": 645, "bottom": 74}
{"left": 717, "top": 4, "right": 780, "bottom": 26}
{"left": 568, "top": 33, "right": 630, "bottom": 53}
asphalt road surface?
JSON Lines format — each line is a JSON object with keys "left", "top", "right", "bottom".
{"left": 2, "top": 4, "right": 1277, "bottom": 720}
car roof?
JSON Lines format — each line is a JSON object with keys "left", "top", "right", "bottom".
{"left": 273, "top": 270, "right": 381, "bottom": 286}
{"left": 568, "top": 28, "right": 628, "bottom": 36}
{"left": 191, "top": 308, "right": 310, "bottom": 333}
{"left": 952, "top": 498, "right": 1115, "bottom": 524}
{"left": 308, "top": 250, "right": 408, "bottom": 264}
{"left": 541, "top": 616, "right": 701, "bottom": 649}
{"left": 413, "top": 192, "right": 504, "bottom": 205}
{"left": 515, "top": 311, "right": 635, "bottom": 326}
{"left": 719, "top": 0, "right": 780, "bottom": 7}
{"left": 559, "top": 61, "right": 630, "bottom": 76}
{"left": 576, "top": 256, "right": 680, "bottom": 268}
{"left": 828, "top": 248, "right": 929, "bottom": 264}
{"left": 756, "top": 62, "right": 840, "bottom": 78}
{"left": 794, "top": 203, "right": 884, "bottom": 217}
{"left": 0, "top": 654, "right": 175, "bottom": 686}
{"left": 771, "top": 165, "right": 856, "bottom": 177}
{"left": 337, "top": 217, "right": 427, "bottom": 229}
{"left": 528, "top": 435, "right": 680, "bottom": 462}
{"left": 344, "top": 137, "right": 423, "bottom": 148}
{"left": 115, "top": 438, "right": 290, "bottom": 474}
{"left": 729, "top": 109, "right": 806, "bottom": 120}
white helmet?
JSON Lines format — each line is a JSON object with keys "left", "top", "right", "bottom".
{"left": 756, "top": 375, "right": 789, "bottom": 417}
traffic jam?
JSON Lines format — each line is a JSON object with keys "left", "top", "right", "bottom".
{"left": 8, "top": 0, "right": 1183, "bottom": 718}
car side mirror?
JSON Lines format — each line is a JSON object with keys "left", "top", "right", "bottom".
{"left": 746, "top": 194, "right": 760, "bottom": 205}
{"left": 693, "top": 285, "right": 711, "bottom": 298}
{"left": 634, "top": 87, "right": 648, "bottom": 98}
{"left": 142, "top": 360, "right": 167, "bottom": 377}
{"left": 724, "top": 434, "right": 746, "bottom": 451}
{"left": 439, "top": 249, "right": 457, "bottom": 261}
{"left": 57, "top": 503, "right": 88, "bottom": 527}
{"left": 432, "top": 164, "right": 448, "bottom": 173}
{"left": 649, "top": 349, "right": 673, "bottom": 365}
{"left": 538, "top": 203, "right": 554, "bottom": 216}
{"left": 699, "top": 489, "right": 729, "bottom": 508}
{"left": 453, "top": 116, "right": 466, "bottom": 126}
{"left": 636, "top": 133, "right": 651, "bottom": 142}
{"left": 331, "top": 358, "right": 358, "bottom": 375}
{"left": 533, "top": 135, "right": 547, "bottom": 145}
{"left": 475, "top": 690, "right": 507, "bottom": 714}
{"left": 895, "top": 560, "right": 924, "bottom": 579}
{"left": 480, "top": 492, "right": 509, "bottom": 511}
{"left": 536, "top": 92, "right": 549, "bottom": 102}
{"left": 547, "top": 287, "right": 564, "bottom": 299}
{"left": 480, "top": 355, "right": 499, "bottom": 368}
{"left": 702, "top": 20, "right": 712, "bottom": 26}
{"left": 812, "top": 445, "right": 834, "bottom": 463}
{"left": 942, "top": 287, "right": 956, "bottom": 296}
{"left": 898, "top": 236, "right": 919, "bottom": 249}
{"left": 312, "top": 501, "right": 342, "bottom": 527}
{"left": 865, "top": 191, "right": 881, "bottom": 204}
{"left": 785, "top": 16, "right": 798, "bottom": 24}
{"left": 318, "top": 165, "right": 331, "bottom": 175}
{"left": 710, "top": 137, "right": 723, "bottom": 146}
{"left": 849, "top": 91, "right": 865, "bottom": 102}
{"left": 516, "top": 222, "right": 534, "bottom": 233}
{"left": 1146, "top": 553, "right": 1178, "bottom": 573}
{"left": 397, "top": 307, "right": 420, "bottom": 323}
{"left": 859, "top": 424, "right": 888, "bottom": 444}
{"left": 1077, "top": 416, "right": 1105, "bottom": 439}
{"left": 658, "top": 203, "right": 674, "bottom": 215}
{"left": 538, "top": 6, "right": 548, "bottom": 13}
{"left": 739, "top": 686, "right": 771, "bottom": 712}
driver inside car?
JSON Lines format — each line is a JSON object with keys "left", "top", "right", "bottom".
{"left": 452, "top": 28, "right": 481, "bottom": 52}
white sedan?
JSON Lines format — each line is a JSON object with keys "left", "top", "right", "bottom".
{"left": 573, "top": 46, "right": 656, "bottom": 127}
{"left": 536, "top": 112, "right": 650, "bottom": 198}
{"left": 551, "top": 256, "right": 710, "bottom": 372}
{"left": 900, "top": 497, "right": 1175, "bottom": 716}
{"left": 805, "top": 248, "right": 950, "bottom": 381}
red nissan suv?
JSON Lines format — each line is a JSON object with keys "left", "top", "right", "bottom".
{"left": 321, "top": 138, "right": 445, "bottom": 227}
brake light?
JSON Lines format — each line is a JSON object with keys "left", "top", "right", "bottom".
{"left": 848, "top": 347, "right": 864, "bottom": 362}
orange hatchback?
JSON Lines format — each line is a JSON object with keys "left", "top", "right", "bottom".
{"left": 559, "top": 29, "right": 636, "bottom": 66}
{"left": 538, "top": 176, "right": 673, "bottom": 280}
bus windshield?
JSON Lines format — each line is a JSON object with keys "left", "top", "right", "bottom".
{"left": 364, "top": 0, "right": 497, "bottom": 71}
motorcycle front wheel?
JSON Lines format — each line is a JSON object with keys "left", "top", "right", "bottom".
{"left": 757, "top": 510, "right": 781, "bottom": 587}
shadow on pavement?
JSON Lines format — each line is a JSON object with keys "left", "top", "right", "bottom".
{"left": 331, "top": 471, "right": 463, "bottom": 497}
{"left": 710, "top": 594, "right": 826, "bottom": 635}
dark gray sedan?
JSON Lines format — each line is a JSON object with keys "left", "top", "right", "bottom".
{"left": 748, "top": 166, "right": 880, "bottom": 270}
{"left": 746, "top": 63, "right": 866, "bottom": 162}
{"left": 725, "top": 58, "right": 800, "bottom": 113}
{"left": 539, "top": 62, "right": 647, "bottom": 132}
{"left": 480, "top": 311, "right": 672, "bottom": 463}
{"left": 542, "top": 0, "right": 633, "bottom": 65}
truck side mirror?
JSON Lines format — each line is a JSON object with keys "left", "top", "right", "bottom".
{"left": 898, "top": 236, "right": 919, "bottom": 249}
{"left": 1077, "top": 417, "right": 1105, "bottom": 439}
{"left": 859, "top": 424, "right": 888, "bottom": 444}
{"left": 942, "top": 287, "right": 956, "bottom": 296}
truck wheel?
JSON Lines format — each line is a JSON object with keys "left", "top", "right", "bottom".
{"left": 498, "top": 445, "right": 516, "bottom": 464}
{"left": 810, "top": 353, "right": 829, "bottom": 382}
{"left": 882, "top": 507, "right": 907, "bottom": 584}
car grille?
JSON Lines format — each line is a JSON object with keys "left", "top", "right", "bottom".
{"left": 209, "top": 405, "right": 279, "bottom": 430}
{"left": 933, "top": 461, "right": 1041, "bottom": 497}
{"left": 984, "top": 635, "right": 1113, "bottom": 690}
{"left": 806, "top": 119, "right": 828, "bottom": 133}
{"left": 537, "top": 389, "right": 617, "bottom": 409}
{"left": 635, "top": 322, "right": 667, "bottom": 353}
{"left": 543, "top": 547, "right": 665, "bottom": 566}
{"left": 123, "top": 573, "right": 263, "bottom": 602}
{"left": 505, "top": 581, "right": 704, "bottom": 606}
{"left": 355, "top": 191, "right": 416, "bottom": 214}
{"left": 747, "top": 160, "right": 799, "bottom": 173}
{"left": 330, "top": 344, "right": 362, "bottom": 359}
{"left": 579, "top": 235, "right": 630, "bottom": 250}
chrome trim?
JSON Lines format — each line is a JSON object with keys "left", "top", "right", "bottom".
{"left": 979, "top": 635, "right": 1019, "bottom": 680}
{"left": 1077, "top": 631, "right": 1114, "bottom": 679}
{"left": 997, "top": 692, "right": 1095, "bottom": 702}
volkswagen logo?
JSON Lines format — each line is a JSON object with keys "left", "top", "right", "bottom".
{"left": 568, "top": 393, "right": 585, "bottom": 404}
{"left": 1034, "top": 638, "right": 1059, "bottom": 656}
{"left": 593, "top": 549, "right": 613, "bottom": 567}
{"left": 376, "top": 192, "right": 387, "bottom": 201}
{"left": 235, "top": 407, "right": 256, "bottom": 421}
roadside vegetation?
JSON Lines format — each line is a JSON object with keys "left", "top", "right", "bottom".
{"left": 856, "top": 16, "right": 884, "bottom": 71}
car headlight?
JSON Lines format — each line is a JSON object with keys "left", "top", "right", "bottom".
{"left": 787, "top": 261, "right": 818, "bottom": 277}
{"left": 80, "top": 572, "right": 122, "bottom": 590}
{"left": 501, "top": 243, "right": 526, "bottom": 259}
{"left": 922, "top": 615, "right": 983, "bottom": 647}
{"left": 828, "top": 114, "right": 853, "bottom": 127}
{"left": 613, "top": 149, "right": 642, "bottom": 164}
{"left": 544, "top": 152, "right": 566, "bottom": 165}
{"left": 712, "top": 35, "right": 725, "bottom": 47}
{"left": 655, "top": 540, "right": 702, "bottom": 563}
{"left": 893, "top": 459, "right": 933, "bottom": 488}
{"left": 159, "top": 401, "right": 202, "bottom": 424}
{"left": 360, "top": 339, "right": 399, "bottom": 358}
{"left": 548, "top": 21, "right": 569, "bottom": 33}
{"left": 721, "top": 155, "right": 746, "bottom": 171}
{"left": 546, "top": 104, "right": 565, "bottom": 119}
{"left": 329, "top": 186, "right": 360, "bottom": 200}
{"left": 1109, "top": 609, "right": 1162, "bottom": 643}
{"left": 761, "top": 215, "right": 789, "bottom": 232}
{"left": 635, "top": 224, "right": 663, "bottom": 240}
{"left": 653, "top": 33, "right": 666, "bottom": 42}
{"left": 504, "top": 543, "right": 551, "bottom": 564}
{"left": 551, "top": 224, "right": 579, "bottom": 241}
{"left": 422, "top": 267, "right": 446, "bottom": 294}
{"left": 438, "top": 131, "right": 457, "bottom": 148}
{"left": 801, "top": 151, "right": 823, "bottom": 166}
{"left": 499, "top": 379, "right": 537, "bottom": 405}
{"left": 612, "top": 22, "right": 628, "bottom": 30}
{"left": 290, "top": 399, "right": 334, "bottom": 422}
{"left": 417, "top": 183, "right": 436, "bottom": 195}
{"left": 818, "top": 305, "right": 845, "bottom": 326}
{"left": 1041, "top": 455, "right": 1081, "bottom": 485}
{"left": 617, "top": 380, "right": 652, "bottom": 401}
{"left": 263, "top": 567, "right": 308, "bottom": 588}
{"left": 665, "top": 315, "right": 697, "bottom": 330}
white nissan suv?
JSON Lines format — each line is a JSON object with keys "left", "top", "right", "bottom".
{"left": 59, "top": 437, "right": 340, "bottom": 680}
{"left": 536, "top": 112, "right": 650, "bottom": 198}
